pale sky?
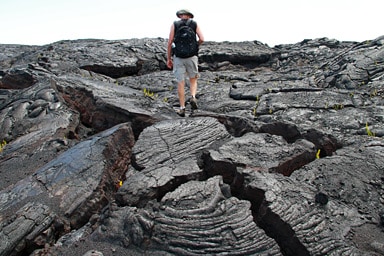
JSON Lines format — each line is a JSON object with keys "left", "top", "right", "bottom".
{"left": 0, "top": 0, "right": 382, "bottom": 46}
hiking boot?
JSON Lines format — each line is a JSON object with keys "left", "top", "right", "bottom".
{"left": 190, "top": 97, "right": 198, "bottom": 110}
{"left": 176, "top": 108, "right": 185, "bottom": 117}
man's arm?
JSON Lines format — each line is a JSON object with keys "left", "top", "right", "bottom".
{"left": 196, "top": 25, "right": 204, "bottom": 45}
{"left": 167, "top": 23, "right": 175, "bottom": 69}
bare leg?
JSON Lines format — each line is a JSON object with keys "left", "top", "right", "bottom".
{"left": 189, "top": 77, "right": 198, "bottom": 110}
{"left": 189, "top": 77, "right": 197, "bottom": 98}
{"left": 178, "top": 80, "right": 186, "bottom": 108}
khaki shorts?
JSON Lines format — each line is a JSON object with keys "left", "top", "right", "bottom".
{"left": 173, "top": 55, "right": 199, "bottom": 83}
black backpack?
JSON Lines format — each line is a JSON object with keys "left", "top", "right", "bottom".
{"left": 173, "top": 19, "right": 198, "bottom": 58}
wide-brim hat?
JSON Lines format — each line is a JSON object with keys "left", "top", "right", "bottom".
{"left": 176, "top": 9, "right": 194, "bottom": 18}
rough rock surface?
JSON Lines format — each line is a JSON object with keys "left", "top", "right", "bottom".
{"left": 0, "top": 35, "right": 383, "bottom": 255}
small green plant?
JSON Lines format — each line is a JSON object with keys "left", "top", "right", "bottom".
{"left": 316, "top": 149, "right": 321, "bottom": 159}
{"left": 0, "top": 140, "right": 7, "bottom": 152}
{"left": 333, "top": 103, "right": 344, "bottom": 110}
{"left": 163, "top": 97, "right": 168, "bottom": 103}
{"left": 370, "top": 89, "right": 378, "bottom": 98}
{"left": 365, "top": 122, "right": 375, "bottom": 137}
{"left": 143, "top": 88, "right": 158, "bottom": 99}
{"left": 143, "top": 88, "right": 153, "bottom": 97}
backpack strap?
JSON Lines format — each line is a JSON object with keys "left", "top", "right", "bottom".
{"left": 174, "top": 19, "right": 197, "bottom": 34}
{"left": 187, "top": 19, "right": 197, "bottom": 32}
{"left": 185, "top": 19, "right": 192, "bottom": 26}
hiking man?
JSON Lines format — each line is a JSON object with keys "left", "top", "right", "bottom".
{"left": 167, "top": 9, "right": 204, "bottom": 117}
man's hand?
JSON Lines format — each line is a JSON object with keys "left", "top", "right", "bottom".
{"left": 167, "top": 59, "right": 173, "bottom": 69}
